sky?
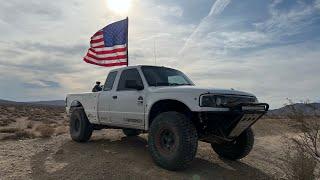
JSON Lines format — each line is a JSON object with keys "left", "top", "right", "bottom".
{"left": 0, "top": 0, "right": 319, "bottom": 108}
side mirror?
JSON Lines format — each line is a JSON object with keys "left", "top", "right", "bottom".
{"left": 125, "top": 80, "right": 144, "bottom": 90}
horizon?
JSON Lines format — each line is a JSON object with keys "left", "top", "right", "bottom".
{"left": 1, "top": 0, "right": 320, "bottom": 108}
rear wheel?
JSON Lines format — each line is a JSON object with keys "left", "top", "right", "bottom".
{"left": 211, "top": 128, "right": 254, "bottom": 160}
{"left": 69, "top": 108, "right": 93, "bottom": 142}
{"left": 123, "top": 128, "right": 141, "bottom": 137}
{"left": 148, "top": 111, "right": 198, "bottom": 171}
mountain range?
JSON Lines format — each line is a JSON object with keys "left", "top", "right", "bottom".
{"left": 0, "top": 99, "right": 65, "bottom": 107}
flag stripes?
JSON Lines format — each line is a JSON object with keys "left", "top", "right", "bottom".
{"left": 83, "top": 18, "right": 128, "bottom": 67}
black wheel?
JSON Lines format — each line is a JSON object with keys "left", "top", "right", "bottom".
{"left": 123, "top": 128, "right": 141, "bottom": 137}
{"left": 211, "top": 128, "right": 254, "bottom": 160}
{"left": 148, "top": 111, "right": 198, "bottom": 171}
{"left": 69, "top": 108, "right": 93, "bottom": 142}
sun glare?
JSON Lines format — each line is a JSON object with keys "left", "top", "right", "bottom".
{"left": 106, "top": 0, "right": 132, "bottom": 14}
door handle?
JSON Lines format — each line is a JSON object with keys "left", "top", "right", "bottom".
{"left": 137, "top": 96, "right": 143, "bottom": 103}
{"left": 112, "top": 96, "right": 117, "bottom": 99}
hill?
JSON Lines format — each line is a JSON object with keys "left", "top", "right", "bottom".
{"left": 0, "top": 99, "right": 64, "bottom": 107}
{"left": 267, "top": 103, "right": 320, "bottom": 117}
{"left": 28, "top": 100, "right": 65, "bottom": 106}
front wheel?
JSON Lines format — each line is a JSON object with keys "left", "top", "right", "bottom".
{"left": 69, "top": 108, "right": 93, "bottom": 142}
{"left": 148, "top": 112, "right": 198, "bottom": 171}
{"left": 211, "top": 128, "right": 254, "bottom": 160}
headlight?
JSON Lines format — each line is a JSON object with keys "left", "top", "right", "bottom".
{"left": 200, "top": 94, "right": 227, "bottom": 107}
{"left": 201, "top": 95, "right": 215, "bottom": 107}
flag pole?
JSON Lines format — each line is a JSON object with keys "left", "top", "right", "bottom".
{"left": 126, "top": 17, "right": 129, "bottom": 66}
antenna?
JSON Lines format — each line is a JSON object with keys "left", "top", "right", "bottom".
{"left": 153, "top": 39, "right": 157, "bottom": 65}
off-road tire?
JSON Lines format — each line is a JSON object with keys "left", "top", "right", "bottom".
{"left": 211, "top": 127, "right": 254, "bottom": 160}
{"left": 148, "top": 111, "right": 198, "bottom": 171}
{"left": 70, "top": 108, "right": 93, "bottom": 142}
{"left": 123, "top": 128, "right": 141, "bottom": 137}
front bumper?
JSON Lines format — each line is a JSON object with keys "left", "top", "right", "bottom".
{"left": 227, "top": 103, "right": 269, "bottom": 137}
{"left": 198, "top": 103, "right": 269, "bottom": 141}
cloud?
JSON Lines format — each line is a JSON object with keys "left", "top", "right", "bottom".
{"left": 23, "top": 80, "right": 61, "bottom": 89}
{"left": 0, "top": 41, "right": 87, "bottom": 73}
{"left": 0, "top": 0, "right": 319, "bottom": 108}
{"left": 179, "top": 0, "right": 231, "bottom": 54}
{"left": 255, "top": 0, "right": 320, "bottom": 37}
{"left": 156, "top": 5, "right": 183, "bottom": 17}
{"left": 182, "top": 40, "right": 320, "bottom": 108}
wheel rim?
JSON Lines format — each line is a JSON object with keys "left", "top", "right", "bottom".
{"left": 156, "top": 127, "right": 177, "bottom": 154}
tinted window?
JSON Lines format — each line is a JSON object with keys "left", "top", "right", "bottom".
{"left": 103, "top": 71, "right": 117, "bottom": 91}
{"left": 117, "top": 68, "right": 143, "bottom": 91}
{"left": 141, "top": 66, "right": 193, "bottom": 86}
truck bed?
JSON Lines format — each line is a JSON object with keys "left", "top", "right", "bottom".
{"left": 66, "top": 92, "right": 100, "bottom": 124}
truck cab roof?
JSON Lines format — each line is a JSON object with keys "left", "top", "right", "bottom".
{"left": 109, "top": 65, "right": 169, "bottom": 72}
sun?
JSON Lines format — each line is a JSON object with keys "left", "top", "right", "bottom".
{"left": 106, "top": 0, "right": 132, "bottom": 14}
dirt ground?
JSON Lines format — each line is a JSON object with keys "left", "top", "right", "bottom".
{"left": 0, "top": 104, "right": 298, "bottom": 180}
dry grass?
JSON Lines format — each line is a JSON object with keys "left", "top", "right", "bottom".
{"left": 14, "top": 129, "right": 35, "bottom": 139}
{"left": 0, "top": 127, "right": 20, "bottom": 133}
{"left": 0, "top": 128, "right": 35, "bottom": 140}
{"left": 35, "top": 124, "right": 55, "bottom": 138}
{"left": 0, "top": 118, "right": 16, "bottom": 126}
{"left": 282, "top": 100, "right": 320, "bottom": 179}
{"left": 283, "top": 143, "right": 317, "bottom": 180}
{"left": 0, "top": 104, "right": 68, "bottom": 140}
{"left": 55, "top": 126, "right": 68, "bottom": 135}
{"left": 26, "top": 121, "right": 33, "bottom": 129}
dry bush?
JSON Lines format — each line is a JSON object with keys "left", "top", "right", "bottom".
{"left": 285, "top": 100, "right": 320, "bottom": 161}
{"left": 0, "top": 119, "right": 13, "bottom": 126}
{"left": 35, "top": 124, "right": 55, "bottom": 138}
{"left": 282, "top": 100, "right": 320, "bottom": 179}
{"left": 26, "top": 121, "right": 33, "bottom": 129}
{"left": 14, "top": 129, "right": 35, "bottom": 139}
{"left": 283, "top": 142, "right": 317, "bottom": 179}
{"left": 55, "top": 126, "right": 68, "bottom": 135}
{"left": 0, "top": 128, "right": 35, "bottom": 140}
{"left": 0, "top": 127, "right": 19, "bottom": 133}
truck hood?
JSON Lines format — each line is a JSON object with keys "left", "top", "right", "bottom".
{"left": 149, "top": 86, "right": 255, "bottom": 97}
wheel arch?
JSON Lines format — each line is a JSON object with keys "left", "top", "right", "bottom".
{"left": 147, "top": 99, "right": 194, "bottom": 128}
{"left": 69, "top": 100, "right": 84, "bottom": 112}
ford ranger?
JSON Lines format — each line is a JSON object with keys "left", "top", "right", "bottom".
{"left": 65, "top": 65, "right": 269, "bottom": 170}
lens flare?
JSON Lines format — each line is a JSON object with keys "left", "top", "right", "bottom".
{"left": 106, "top": 0, "right": 132, "bottom": 14}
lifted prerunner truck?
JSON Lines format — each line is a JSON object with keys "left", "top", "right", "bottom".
{"left": 65, "top": 65, "right": 269, "bottom": 170}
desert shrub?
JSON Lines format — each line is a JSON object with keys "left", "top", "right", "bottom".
{"left": 282, "top": 100, "right": 320, "bottom": 179}
{"left": 285, "top": 100, "right": 320, "bottom": 161}
{"left": 55, "top": 126, "right": 68, "bottom": 135}
{"left": 35, "top": 124, "right": 55, "bottom": 138}
{"left": 0, "top": 118, "right": 16, "bottom": 126}
{"left": 15, "top": 129, "right": 35, "bottom": 139}
{"left": 0, "top": 119, "right": 10, "bottom": 126}
{"left": 26, "top": 121, "right": 33, "bottom": 129}
{"left": 0, "top": 127, "right": 19, "bottom": 133}
{"left": 283, "top": 142, "right": 317, "bottom": 179}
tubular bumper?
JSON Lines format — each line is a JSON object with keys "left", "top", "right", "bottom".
{"left": 227, "top": 103, "right": 269, "bottom": 137}
{"left": 198, "top": 103, "right": 269, "bottom": 142}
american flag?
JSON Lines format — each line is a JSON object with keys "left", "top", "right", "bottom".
{"left": 84, "top": 18, "right": 128, "bottom": 67}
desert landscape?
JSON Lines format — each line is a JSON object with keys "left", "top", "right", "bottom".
{"left": 0, "top": 100, "right": 317, "bottom": 180}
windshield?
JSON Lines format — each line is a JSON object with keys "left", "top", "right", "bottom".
{"left": 141, "top": 66, "right": 193, "bottom": 87}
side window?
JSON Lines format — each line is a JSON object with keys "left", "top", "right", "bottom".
{"left": 103, "top": 71, "right": 117, "bottom": 91}
{"left": 117, "top": 69, "right": 143, "bottom": 91}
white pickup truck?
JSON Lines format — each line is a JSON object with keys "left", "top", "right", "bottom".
{"left": 65, "top": 65, "right": 269, "bottom": 170}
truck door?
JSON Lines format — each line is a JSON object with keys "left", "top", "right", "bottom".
{"left": 109, "top": 68, "right": 145, "bottom": 129}
{"left": 97, "top": 71, "right": 118, "bottom": 124}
